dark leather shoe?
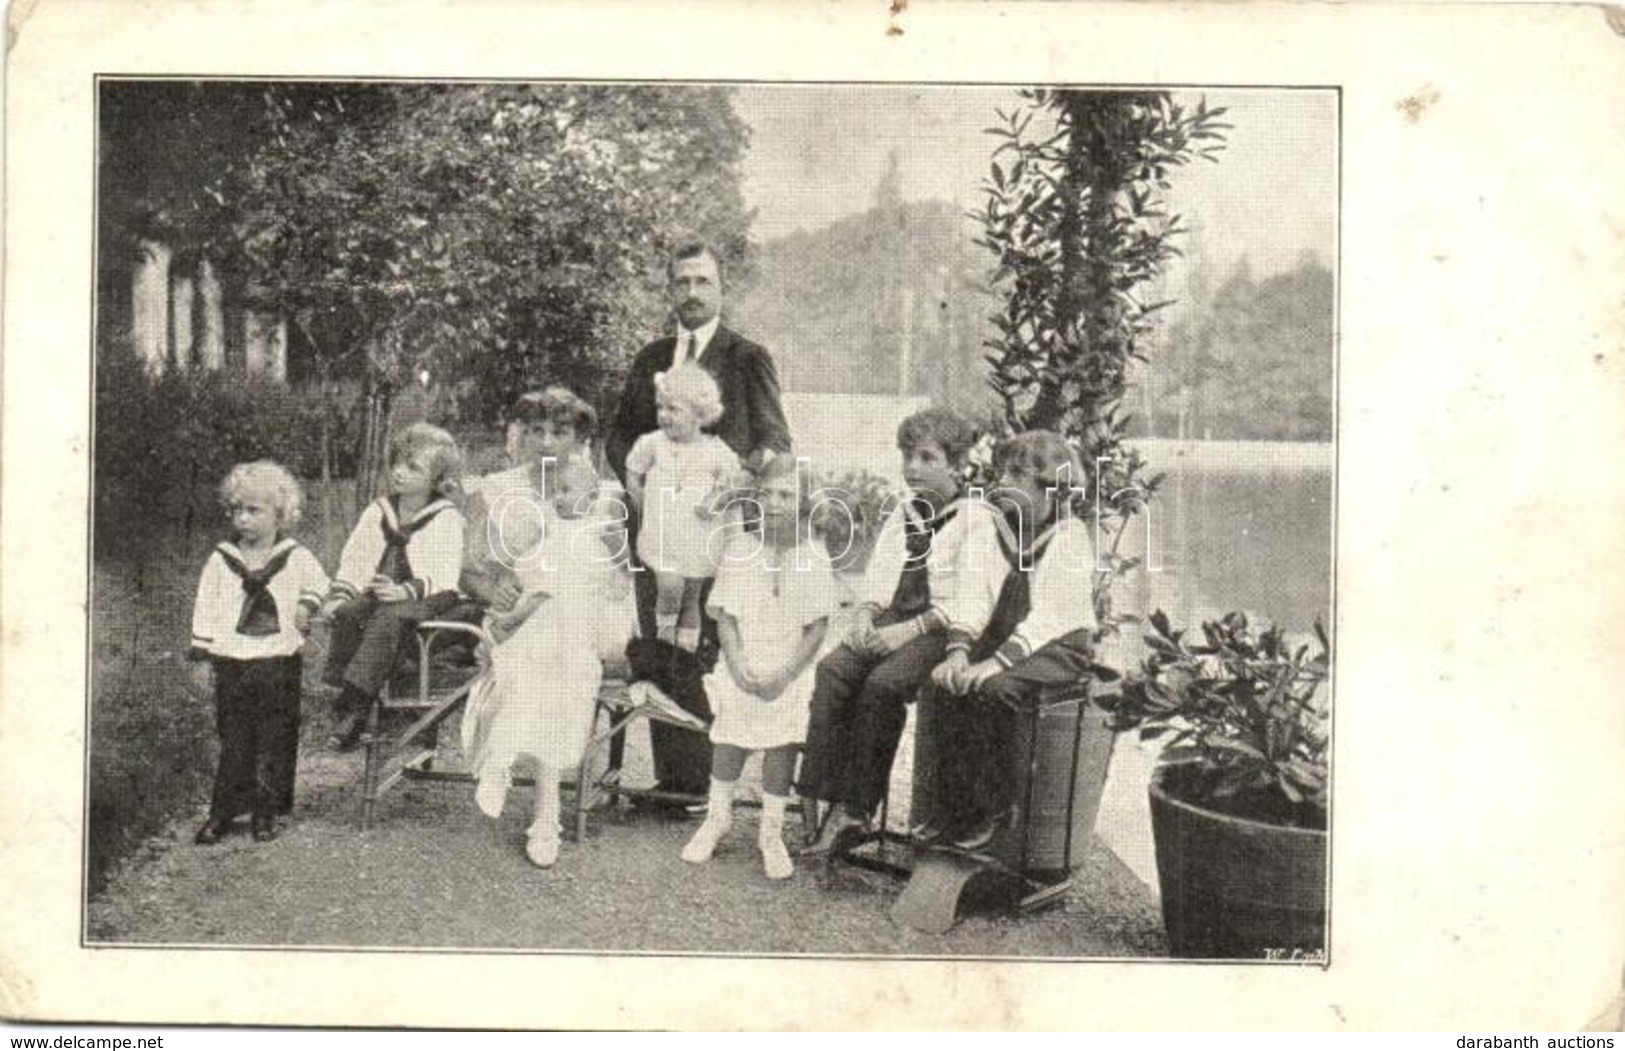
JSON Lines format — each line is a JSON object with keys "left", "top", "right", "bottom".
{"left": 327, "top": 713, "right": 364, "bottom": 752}
{"left": 951, "top": 811, "right": 1007, "bottom": 852}
{"left": 251, "top": 815, "right": 277, "bottom": 842}
{"left": 194, "top": 817, "right": 231, "bottom": 845}
{"left": 796, "top": 806, "right": 867, "bottom": 857}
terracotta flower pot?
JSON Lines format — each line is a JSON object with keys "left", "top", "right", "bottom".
{"left": 1148, "top": 766, "right": 1327, "bottom": 960}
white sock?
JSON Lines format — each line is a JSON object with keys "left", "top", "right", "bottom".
{"left": 681, "top": 778, "right": 735, "bottom": 864}
{"left": 524, "top": 771, "right": 562, "bottom": 864}
{"left": 529, "top": 770, "right": 561, "bottom": 838}
{"left": 474, "top": 765, "right": 510, "bottom": 819}
{"left": 759, "top": 794, "right": 793, "bottom": 881}
{"left": 526, "top": 833, "right": 560, "bottom": 869}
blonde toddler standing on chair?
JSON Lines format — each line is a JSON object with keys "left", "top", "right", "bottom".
{"left": 622, "top": 363, "right": 741, "bottom": 653}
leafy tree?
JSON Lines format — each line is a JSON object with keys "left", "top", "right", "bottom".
{"left": 734, "top": 196, "right": 996, "bottom": 410}
{"left": 96, "top": 80, "right": 294, "bottom": 362}
{"left": 209, "top": 83, "right": 752, "bottom": 493}
{"left": 1204, "top": 255, "right": 1334, "bottom": 441}
{"left": 972, "top": 89, "right": 1229, "bottom": 621}
{"left": 99, "top": 81, "right": 754, "bottom": 494}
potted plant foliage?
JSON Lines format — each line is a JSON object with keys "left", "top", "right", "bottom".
{"left": 1098, "top": 609, "right": 1332, "bottom": 960}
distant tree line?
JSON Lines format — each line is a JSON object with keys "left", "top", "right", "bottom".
{"left": 1142, "top": 253, "right": 1334, "bottom": 442}
{"left": 731, "top": 155, "right": 998, "bottom": 414}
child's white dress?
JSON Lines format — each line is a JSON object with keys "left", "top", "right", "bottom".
{"left": 626, "top": 431, "right": 739, "bottom": 578}
{"left": 463, "top": 511, "right": 636, "bottom": 814}
{"left": 703, "top": 534, "right": 841, "bottom": 750}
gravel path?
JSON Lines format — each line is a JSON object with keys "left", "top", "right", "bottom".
{"left": 88, "top": 721, "right": 1167, "bottom": 958}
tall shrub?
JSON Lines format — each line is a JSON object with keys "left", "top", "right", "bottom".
{"left": 93, "top": 342, "right": 351, "bottom": 559}
{"left": 972, "top": 89, "right": 1228, "bottom": 628}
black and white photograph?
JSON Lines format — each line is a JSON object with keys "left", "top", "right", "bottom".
{"left": 4, "top": 0, "right": 1623, "bottom": 1032}
{"left": 84, "top": 77, "right": 1336, "bottom": 960}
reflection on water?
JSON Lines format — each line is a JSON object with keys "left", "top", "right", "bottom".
{"left": 1121, "top": 439, "right": 1333, "bottom": 637}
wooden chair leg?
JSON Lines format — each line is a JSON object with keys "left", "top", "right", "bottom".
{"left": 571, "top": 696, "right": 614, "bottom": 843}
{"left": 876, "top": 790, "right": 892, "bottom": 863}
{"left": 801, "top": 797, "right": 822, "bottom": 846}
{"left": 360, "top": 696, "right": 382, "bottom": 829}
{"left": 574, "top": 745, "right": 592, "bottom": 844}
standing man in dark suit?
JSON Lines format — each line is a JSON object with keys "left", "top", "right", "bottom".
{"left": 607, "top": 240, "right": 791, "bottom": 490}
{"left": 607, "top": 239, "right": 793, "bottom": 798}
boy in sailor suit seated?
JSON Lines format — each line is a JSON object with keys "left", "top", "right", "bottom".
{"left": 795, "top": 406, "right": 1003, "bottom": 855}
{"left": 318, "top": 423, "right": 466, "bottom": 751}
{"left": 917, "top": 430, "right": 1100, "bottom": 852}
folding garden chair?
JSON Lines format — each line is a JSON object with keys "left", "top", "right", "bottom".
{"left": 569, "top": 679, "right": 711, "bottom": 841}
{"left": 354, "top": 610, "right": 651, "bottom": 839}
{"left": 355, "top": 604, "right": 490, "bottom": 828}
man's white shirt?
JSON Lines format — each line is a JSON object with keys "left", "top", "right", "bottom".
{"left": 670, "top": 315, "right": 720, "bottom": 368}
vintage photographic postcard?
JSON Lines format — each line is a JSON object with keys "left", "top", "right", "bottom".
{"left": 2, "top": 0, "right": 1622, "bottom": 1031}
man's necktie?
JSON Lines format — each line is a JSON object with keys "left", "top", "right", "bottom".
{"left": 683, "top": 333, "right": 696, "bottom": 362}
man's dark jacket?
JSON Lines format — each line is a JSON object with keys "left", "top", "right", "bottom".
{"left": 606, "top": 325, "right": 793, "bottom": 485}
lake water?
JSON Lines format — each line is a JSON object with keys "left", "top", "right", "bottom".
{"left": 1124, "top": 438, "right": 1333, "bottom": 637}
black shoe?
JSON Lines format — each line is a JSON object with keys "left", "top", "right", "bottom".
{"left": 327, "top": 713, "right": 365, "bottom": 752}
{"left": 951, "top": 811, "right": 1007, "bottom": 852}
{"left": 909, "top": 818, "right": 951, "bottom": 846}
{"left": 797, "top": 806, "right": 868, "bottom": 857}
{"left": 251, "top": 815, "right": 277, "bottom": 842}
{"left": 194, "top": 817, "right": 232, "bottom": 845}
{"left": 628, "top": 784, "right": 691, "bottom": 816}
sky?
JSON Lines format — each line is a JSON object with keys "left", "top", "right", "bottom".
{"left": 731, "top": 86, "right": 1337, "bottom": 286}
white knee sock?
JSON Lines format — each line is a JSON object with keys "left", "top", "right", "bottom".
{"left": 681, "top": 778, "right": 735, "bottom": 864}
{"left": 474, "top": 765, "right": 510, "bottom": 819}
{"left": 759, "top": 793, "right": 793, "bottom": 880}
{"left": 526, "top": 771, "right": 562, "bottom": 868}
{"left": 530, "top": 770, "right": 561, "bottom": 835}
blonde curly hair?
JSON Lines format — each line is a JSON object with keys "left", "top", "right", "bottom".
{"left": 653, "top": 363, "right": 724, "bottom": 428}
{"left": 219, "top": 460, "right": 305, "bottom": 528}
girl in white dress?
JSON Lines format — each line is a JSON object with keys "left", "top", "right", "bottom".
{"left": 679, "top": 456, "right": 839, "bottom": 880}
{"left": 623, "top": 363, "right": 741, "bottom": 651}
{"left": 462, "top": 459, "right": 636, "bottom": 868}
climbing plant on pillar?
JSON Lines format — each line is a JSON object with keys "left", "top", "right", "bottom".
{"left": 972, "top": 89, "right": 1229, "bottom": 631}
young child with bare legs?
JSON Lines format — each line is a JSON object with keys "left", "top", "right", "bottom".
{"left": 622, "top": 364, "right": 740, "bottom": 652}
{"left": 677, "top": 456, "right": 838, "bottom": 880}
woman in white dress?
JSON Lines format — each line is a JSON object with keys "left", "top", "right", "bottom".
{"left": 460, "top": 386, "right": 605, "bottom": 612}
{"left": 458, "top": 391, "right": 637, "bottom": 869}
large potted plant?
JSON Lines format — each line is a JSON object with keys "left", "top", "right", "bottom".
{"left": 1099, "top": 610, "right": 1331, "bottom": 960}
